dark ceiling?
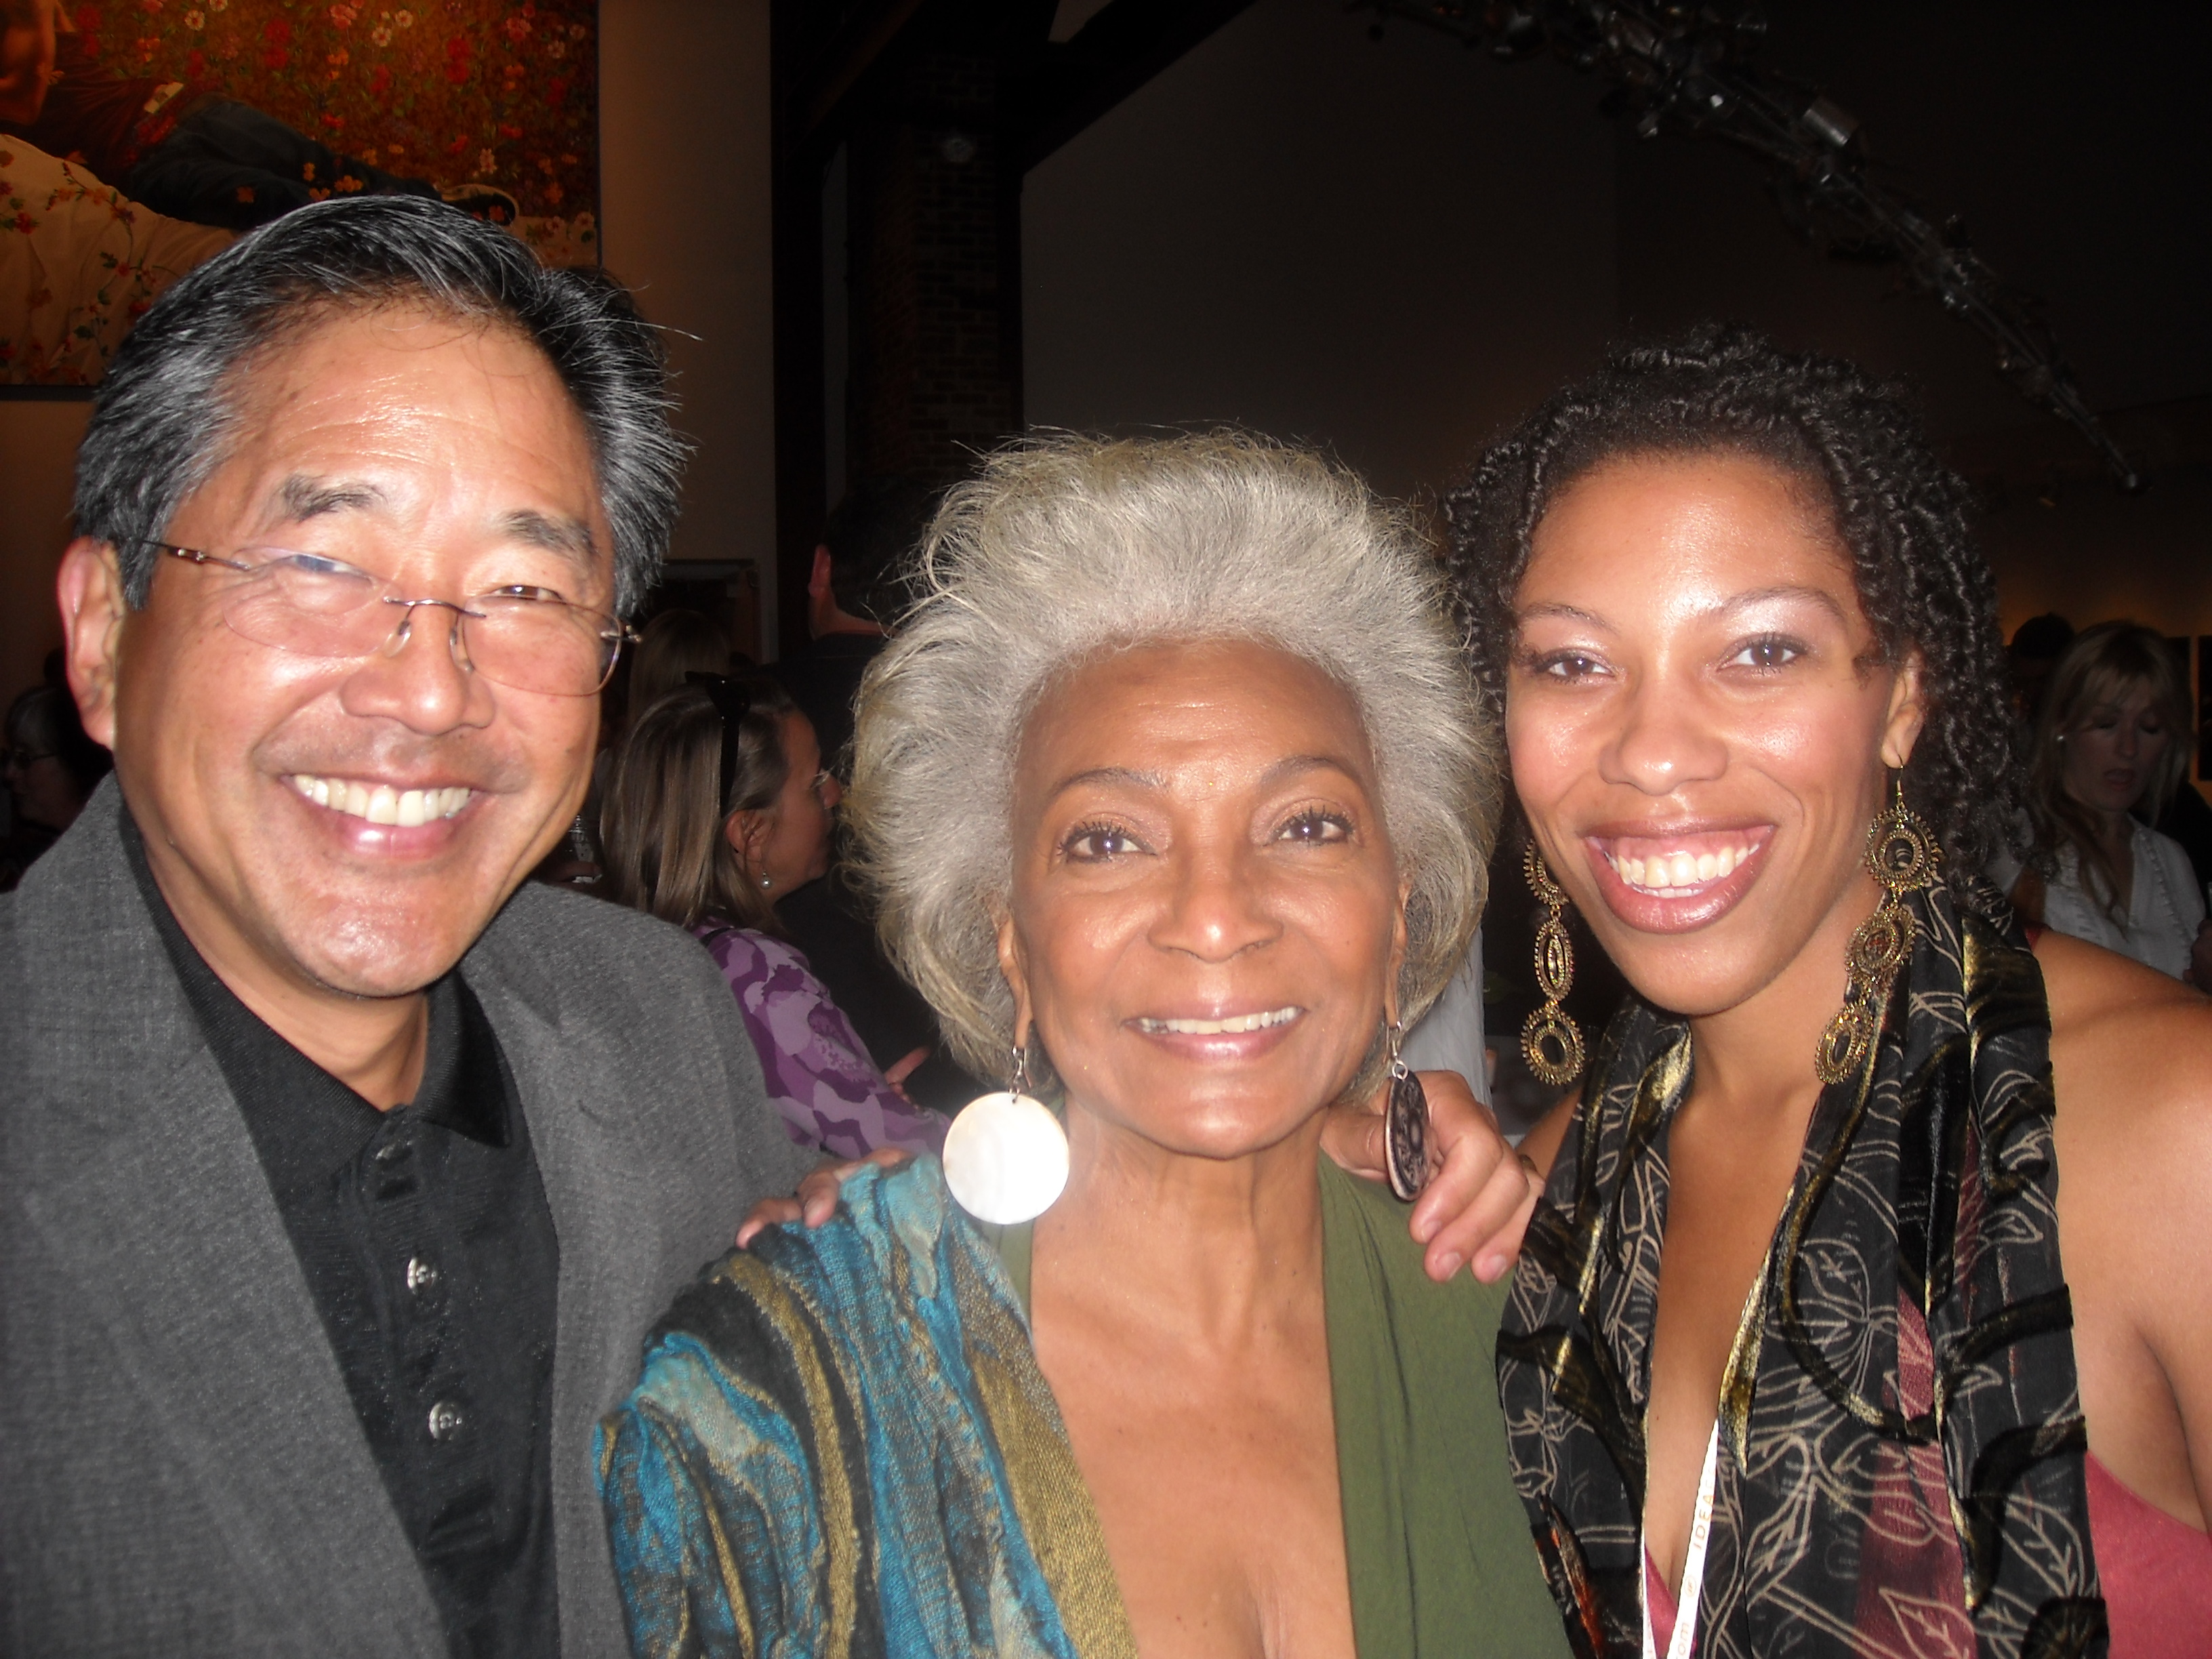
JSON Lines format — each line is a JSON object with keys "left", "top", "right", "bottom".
{"left": 1022, "top": 0, "right": 2211, "bottom": 497}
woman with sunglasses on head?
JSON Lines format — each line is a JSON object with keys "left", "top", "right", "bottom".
{"left": 1450, "top": 329, "right": 2212, "bottom": 1658}
{"left": 599, "top": 676, "right": 947, "bottom": 1160}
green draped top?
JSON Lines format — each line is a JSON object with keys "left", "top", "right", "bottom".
{"left": 982, "top": 1157, "right": 1570, "bottom": 1659}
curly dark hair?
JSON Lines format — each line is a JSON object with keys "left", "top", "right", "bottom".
{"left": 1439, "top": 324, "right": 2020, "bottom": 882}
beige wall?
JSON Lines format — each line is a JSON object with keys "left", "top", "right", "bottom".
{"left": 0, "top": 399, "right": 89, "bottom": 701}
{"left": 598, "top": 0, "right": 780, "bottom": 655}
{"left": 1988, "top": 470, "right": 2212, "bottom": 647}
{"left": 1024, "top": 0, "right": 1619, "bottom": 504}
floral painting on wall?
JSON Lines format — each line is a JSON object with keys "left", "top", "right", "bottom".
{"left": 2, "top": 0, "right": 596, "bottom": 386}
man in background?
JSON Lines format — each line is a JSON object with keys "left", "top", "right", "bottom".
{"left": 2007, "top": 612, "right": 2075, "bottom": 727}
{"left": 772, "top": 473, "right": 933, "bottom": 777}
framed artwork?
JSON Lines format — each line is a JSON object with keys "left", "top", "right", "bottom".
{"left": 3, "top": 0, "right": 598, "bottom": 388}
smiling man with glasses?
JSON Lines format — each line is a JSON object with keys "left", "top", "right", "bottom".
{"left": 0, "top": 197, "right": 812, "bottom": 1657}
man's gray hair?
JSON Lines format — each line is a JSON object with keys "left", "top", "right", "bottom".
{"left": 848, "top": 430, "right": 1500, "bottom": 1082}
{"left": 75, "top": 195, "right": 683, "bottom": 615}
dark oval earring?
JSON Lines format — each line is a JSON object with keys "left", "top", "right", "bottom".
{"left": 1384, "top": 1017, "right": 1431, "bottom": 1202}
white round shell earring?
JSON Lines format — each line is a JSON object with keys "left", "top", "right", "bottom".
{"left": 941, "top": 1040, "right": 1069, "bottom": 1225}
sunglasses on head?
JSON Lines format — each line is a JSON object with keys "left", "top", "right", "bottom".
{"left": 687, "top": 673, "right": 754, "bottom": 808}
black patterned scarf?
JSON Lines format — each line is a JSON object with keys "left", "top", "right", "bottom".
{"left": 1496, "top": 880, "right": 2108, "bottom": 1658}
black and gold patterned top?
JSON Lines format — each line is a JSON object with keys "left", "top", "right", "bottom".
{"left": 1497, "top": 880, "right": 2108, "bottom": 1659}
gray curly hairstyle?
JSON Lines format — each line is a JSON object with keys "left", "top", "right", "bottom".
{"left": 846, "top": 430, "right": 1500, "bottom": 1083}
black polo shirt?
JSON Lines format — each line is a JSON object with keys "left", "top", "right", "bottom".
{"left": 125, "top": 818, "right": 560, "bottom": 1658}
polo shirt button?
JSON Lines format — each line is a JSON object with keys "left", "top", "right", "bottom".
{"left": 406, "top": 1256, "right": 440, "bottom": 1295}
{"left": 428, "top": 1399, "right": 465, "bottom": 1441}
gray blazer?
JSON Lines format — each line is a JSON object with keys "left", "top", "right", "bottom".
{"left": 0, "top": 781, "right": 816, "bottom": 1656}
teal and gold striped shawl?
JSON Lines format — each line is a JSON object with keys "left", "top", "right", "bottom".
{"left": 597, "top": 1156, "right": 1568, "bottom": 1659}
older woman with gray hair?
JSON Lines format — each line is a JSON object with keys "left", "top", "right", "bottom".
{"left": 596, "top": 433, "right": 1568, "bottom": 1659}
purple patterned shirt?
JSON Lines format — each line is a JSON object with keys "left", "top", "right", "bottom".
{"left": 693, "top": 922, "right": 949, "bottom": 1161}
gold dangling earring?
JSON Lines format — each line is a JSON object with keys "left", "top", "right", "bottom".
{"left": 1521, "top": 844, "right": 1586, "bottom": 1088}
{"left": 1814, "top": 775, "right": 1942, "bottom": 1084}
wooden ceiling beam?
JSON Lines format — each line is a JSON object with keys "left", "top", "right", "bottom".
{"left": 1006, "top": 0, "right": 1262, "bottom": 172}
{"left": 800, "top": 0, "right": 933, "bottom": 140}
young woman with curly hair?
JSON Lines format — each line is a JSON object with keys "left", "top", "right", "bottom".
{"left": 1446, "top": 327, "right": 2212, "bottom": 1657}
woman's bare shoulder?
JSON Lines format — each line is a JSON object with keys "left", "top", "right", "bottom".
{"left": 2039, "top": 930, "right": 2212, "bottom": 1147}
{"left": 2039, "top": 923, "right": 2212, "bottom": 1528}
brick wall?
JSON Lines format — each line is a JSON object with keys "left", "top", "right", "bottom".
{"left": 846, "top": 49, "right": 1023, "bottom": 491}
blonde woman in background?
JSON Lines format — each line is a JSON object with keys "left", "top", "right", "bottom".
{"left": 1998, "top": 620, "right": 2212, "bottom": 983}
{"left": 544, "top": 609, "right": 738, "bottom": 887}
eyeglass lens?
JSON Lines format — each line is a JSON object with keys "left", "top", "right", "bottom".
{"left": 216, "top": 552, "right": 623, "bottom": 696}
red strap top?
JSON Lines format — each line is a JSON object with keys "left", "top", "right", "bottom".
{"left": 1643, "top": 1547, "right": 1680, "bottom": 1651}
{"left": 2085, "top": 1452, "right": 2212, "bottom": 1658}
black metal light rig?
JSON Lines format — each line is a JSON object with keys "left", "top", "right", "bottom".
{"left": 1353, "top": 0, "right": 2143, "bottom": 489}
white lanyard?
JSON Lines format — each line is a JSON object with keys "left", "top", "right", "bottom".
{"left": 1641, "top": 1422, "right": 1721, "bottom": 1659}
{"left": 1642, "top": 1105, "right": 1783, "bottom": 1658}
